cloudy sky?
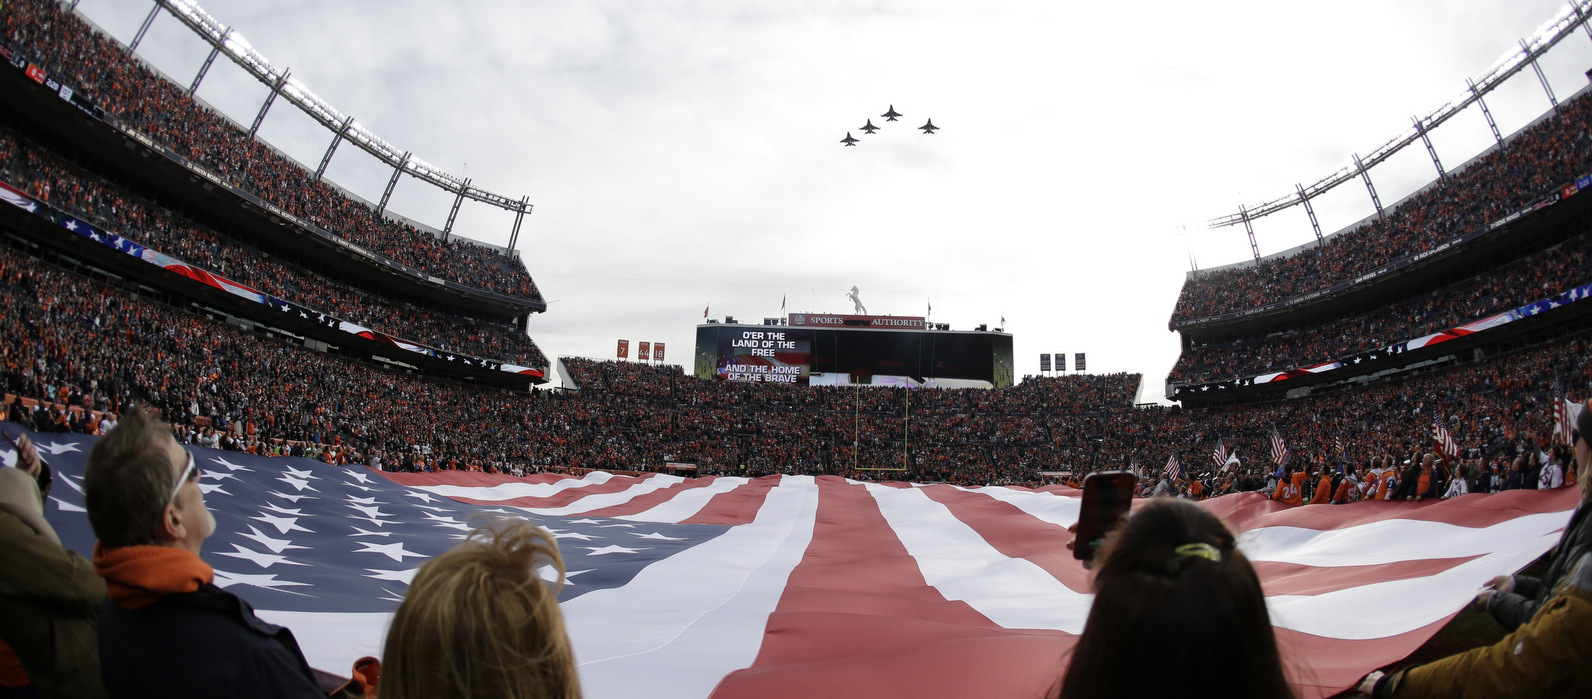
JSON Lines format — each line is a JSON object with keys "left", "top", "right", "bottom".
{"left": 74, "top": 0, "right": 1592, "bottom": 401}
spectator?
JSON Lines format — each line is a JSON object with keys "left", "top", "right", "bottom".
{"left": 1478, "top": 401, "right": 1592, "bottom": 631}
{"left": 0, "top": 431, "right": 106, "bottom": 699}
{"left": 83, "top": 408, "right": 323, "bottom": 698}
{"left": 383, "top": 519, "right": 581, "bottom": 699}
{"left": 1055, "top": 498, "right": 1293, "bottom": 699}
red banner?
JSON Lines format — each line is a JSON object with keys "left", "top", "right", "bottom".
{"left": 638, "top": 342, "right": 651, "bottom": 361}
{"left": 786, "top": 313, "right": 926, "bottom": 330}
{"left": 654, "top": 342, "right": 665, "bottom": 362}
{"left": 617, "top": 339, "right": 629, "bottom": 359}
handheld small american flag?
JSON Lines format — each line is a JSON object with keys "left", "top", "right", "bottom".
{"left": 1433, "top": 416, "right": 1460, "bottom": 461}
{"left": 1552, "top": 396, "right": 1577, "bottom": 445}
{"left": 1163, "top": 453, "right": 1183, "bottom": 481}
{"left": 1269, "top": 426, "right": 1290, "bottom": 473}
{"left": 1211, "top": 439, "right": 1228, "bottom": 469}
{"left": 6, "top": 423, "right": 1582, "bottom": 699}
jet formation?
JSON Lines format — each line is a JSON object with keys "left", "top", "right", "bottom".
{"left": 840, "top": 105, "right": 938, "bottom": 146}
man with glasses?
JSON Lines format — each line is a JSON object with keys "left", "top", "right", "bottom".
{"left": 82, "top": 408, "right": 322, "bottom": 698}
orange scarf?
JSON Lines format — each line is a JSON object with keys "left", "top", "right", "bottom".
{"left": 92, "top": 543, "right": 214, "bottom": 610}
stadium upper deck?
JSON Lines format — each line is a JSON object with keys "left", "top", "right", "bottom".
{"left": 0, "top": 0, "right": 545, "bottom": 313}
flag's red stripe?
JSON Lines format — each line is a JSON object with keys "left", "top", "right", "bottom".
{"left": 377, "top": 469, "right": 574, "bottom": 488}
{"left": 1201, "top": 489, "right": 1578, "bottom": 533}
{"left": 402, "top": 473, "right": 660, "bottom": 508}
{"left": 576, "top": 476, "right": 722, "bottom": 518}
{"left": 681, "top": 475, "right": 780, "bottom": 525}
{"left": 1274, "top": 615, "right": 1458, "bottom": 699}
{"left": 916, "top": 485, "right": 1092, "bottom": 594}
{"left": 710, "top": 476, "right": 1071, "bottom": 699}
{"left": 1253, "top": 556, "right": 1484, "bottom": 597}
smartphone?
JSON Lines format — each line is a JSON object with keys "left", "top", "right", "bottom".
{"left": 1073, "top": 471, "right": 1136, "bottom": 564}
{"left": 3, "top": 430, "right": 52, "bottom": 496}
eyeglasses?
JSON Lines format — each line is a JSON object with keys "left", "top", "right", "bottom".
{"left": 167, "top": 450, "right": 199, "bottom": 506}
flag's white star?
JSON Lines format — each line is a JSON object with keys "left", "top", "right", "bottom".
{"left": 364, "top": 567, "right": 419, "bottom": 585}
{"left": 261, "top": 503, "right": 304, "bottom": 516}
{"left": 212, "top": 569, "right": 313, "bottom": 595}
{"left": 277, "top": 475, "right": 318, "bottom": 492}
{"left": 633, "top": 532, "right": 685, "bottom": 541}
{"left": 346, "top": 470, "right": 372, "bottom": 484}
{"left": 584, "top": 544, "right": 646, "bottom": 556}
{"left": 238, "top": 525, "right": 309, "bottom": 554}
{"left": 567, "top": 518, "right": 602, "bottom": 525}
{"left": 210, "top": 457, "right": 254, "bottom": 472}
{"left": 267, "top": 491, "right": 314, "bottom": 503}
{"left": 215, "top": 544, "right": 308, "bottom": 569}
{"left": 36, "top": 441, "right": 82, "bottom": 455}
{"left": 197, "top": 483, "right": 230, "bottom": 496}
{"left": 539, "top": 568, "right": 592, "bottom": 585}
{"left": 347, "top": 504, "right": 389, "bottom": 519}
{"left": 350, "top": 526, "right": 393, "bottom": 537}
{"left": 598, "top": 523, "right": 637, "bottom": 529}
{"left": 346, "top": 495, "right": 379, "bottom": 506}
{"left": 345, "top": 483, "right": 375, "bottom": 492}
{"left": 250, "top": 512, "right": 313, "bottom": 535}
{"left": 423, "top": 512, "right": 471, "bottom": 531}
{"left": 51, "top": 497, "right": 85, "bottom": 513}
{"left": 413, "top": 504, "right": 449, "bottom": 513}
{"left": 347, "top": 513, "right": 397, "bottom": 528}
{"left": 402, "top": 491, "right": 436, "bottom": 503}
{"left": 548, "top": 529, "right": 597, "bottom": 542}
{"left": 53, "top": 473, "right": 85, "bottom": 494}
{"left": 353, "top": 541, "right": 427, "bottom": 563}
{"left": 283, "top": 466, "right": 318, "bottom": 480}
{"left": 201, "top": 471, "right": 238, "bottom": 481}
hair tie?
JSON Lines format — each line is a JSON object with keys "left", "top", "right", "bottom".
{"left": 1165, "top": 543, "right": 1222, "bottom": 574}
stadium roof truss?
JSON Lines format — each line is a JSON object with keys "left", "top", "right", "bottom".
{"left": 129, "top": 0, "right": 534, "bottom": 253}
{"left": 1206, "top": 0, "right": 1592, "bottom": 254}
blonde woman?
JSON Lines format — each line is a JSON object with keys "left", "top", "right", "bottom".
{"left": 383, "top": 520, "right": 581, "bottom": 699}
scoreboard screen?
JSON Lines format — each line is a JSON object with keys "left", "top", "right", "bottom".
{"left": 694, "top": 324, "right": 1014, "bottom": 388}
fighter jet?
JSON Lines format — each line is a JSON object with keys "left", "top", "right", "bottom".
{"left": 881, "top": 105, "right": 903, "bottom": 121}
{"left": 859, "top": 119, "right": 879, "bottom": 135}
{"left": 841, "top": 132, "right": 859, "bottom": 147}
{"left": 919, "top": 118, "right": 939, "bottom": 134}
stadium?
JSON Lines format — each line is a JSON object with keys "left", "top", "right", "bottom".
{"left": 1, "top": 0, "right": 1590, "bottom": 697}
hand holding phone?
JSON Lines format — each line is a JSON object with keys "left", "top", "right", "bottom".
{"left": 1074, "top": 471, "right": 1135, "bottom": 565}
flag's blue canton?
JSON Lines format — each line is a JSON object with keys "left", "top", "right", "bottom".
{"left": 7, "top": 425, "right": 731, "bottom": 614}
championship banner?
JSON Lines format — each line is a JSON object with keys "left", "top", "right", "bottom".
{"left": 787, "top": 313, "right": 927, "bottom": 330}
{"left": 655, "top": 342, "right": 666, "bottom": 362}
{"left": 1057, "top": 353, "right": 1066, "bottom": 372}
{"left": 617, "top": 339, "right": 630, "bottom": 359}
{"left": 639, "top": 341, "right": 651, "bottom": 361}
{"left": 1074, "top": 353, "right": 1086, "bottom": 372}
{"left": 1039, "top": 354, "right": 1051, "bottom": 372}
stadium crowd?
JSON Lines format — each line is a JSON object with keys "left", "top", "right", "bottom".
{"left": 0, "top": 0, "right": 542, "bottom": 302}
{"left": 1171, "top": 88, "right": 1592, "bottom": 323}
{"left": 5, "top": 234, "right": 1589, "bottom": 487}
{"left": 1168, "top": 229, "right": 1592, "bottom": 384}
{"left": 0, "top": 127, "right": 546, "bottom": 369}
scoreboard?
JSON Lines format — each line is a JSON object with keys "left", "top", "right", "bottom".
{"left": 693, "top": 314, "right": 1014, "bottom": 388}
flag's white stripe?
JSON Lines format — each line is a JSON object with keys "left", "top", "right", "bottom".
{"left": 503, "top": 474, "right": 688, "bottom": 516}
{"left": 410, "top": 469, "right": 616, "bottom": 500}
{"left": 954, "top": 485, "right": 1080, "bottom": 528}
{"left": 873, "top": 483, "right": 1574, "bottom": 642}
{"left": 865, "top": 482, "right": 1092, "bottom": 633}
{"left": 255, "top": 610, "right": 391, "bottom": 675}
{"left": 1264, "top": 531, "right": 1561, "bottom": 640}
{"left": 1237, "top": 509, "right": 1574, "bottom": 566}
{"left": 564, "top": 475, "right": 820, "bottom": 699}
{"left": 616, "top": 477, "right": 751, "bottom": 523}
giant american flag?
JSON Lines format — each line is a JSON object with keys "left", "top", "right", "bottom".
{"left": 4, "top": 423, "right": 1581, "bottom": 699}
